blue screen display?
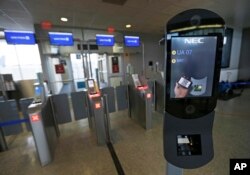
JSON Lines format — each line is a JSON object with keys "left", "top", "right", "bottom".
{"left": 49, "top": 32, "right": 74, "bottom": 46}
{"left": 77, "top": 81, "right": 86, "bottom": 89}
{"left": 96, "top": 34, "right": 114, "bottom": 46}
{"left": 35, "top": 86, "right": 42, "bottom": 96}
{"left": 4, "top": 30, "right": 36, "bottom": 45}
{"left": 124, "top": 36, "right": 140, "bottom": 47}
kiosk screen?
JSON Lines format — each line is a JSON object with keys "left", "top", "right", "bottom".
{"left": 87, "top": 79, "right": 96, "bottom": 94}
{"left": 35, "top": 86, "right": 42, "bottom": 96}
{"left": 170, "top": 36, "right": 217, "bottom": 98}
{"left": 88, "top": 80, "right": 94, "bottom": 88}
{"left": 34, "top": 86, "right": 43, "bottom": 103}
{"left": 177, "top": 135, "right": 202, "bottom": 156}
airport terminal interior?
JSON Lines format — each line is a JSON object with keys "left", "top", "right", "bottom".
{"left": 0, "top": 0, "right": 250, "bottom": 175}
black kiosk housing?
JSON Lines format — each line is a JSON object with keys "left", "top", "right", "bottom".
{"left": 163, "top": 9, "right": 225, "bottom": 169}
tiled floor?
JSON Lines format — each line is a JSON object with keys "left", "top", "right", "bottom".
{"left": 0, "top": 89, "right": 250, "bottom": 175}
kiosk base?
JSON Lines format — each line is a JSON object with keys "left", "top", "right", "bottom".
{"left": 163, "top": 111, "right": 215, "bottom": 169}
{"left": 166, "top": 163, "right": 183, "bottom": 175}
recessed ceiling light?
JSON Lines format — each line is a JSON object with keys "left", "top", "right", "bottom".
{"left": 60, "top": 17, "right": 68, "bottom": 22}
{"left": 126, "top": 24, "right": 132, "bottom": 28}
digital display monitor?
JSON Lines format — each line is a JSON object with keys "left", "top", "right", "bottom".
{"left": 170, "top": 36, "right": 217, "bottom": 98}
{"left": 4, "top": 30, "right": 36, "bottom": 45}
{"left": 48, "top": 32, "right": 74, "bottom": 46}
{"left": 34, "top": 85, "right": 43, "bottom": 103}
{"left": 87, "top": 80, "right": 94, "bottom": 88}
{"left": 35, "top": 86, "right": 42, "bottom": 96}
{"left": 77, "top": 81, "right": 85, "bottom": 89}
{"left": 124, "top": 36, "right": 140, "bottom": 47}
{"left": 132, "top": 74, "right": 142, "bottom": 87}
{"left": 96, "top": 34, "right": 114, "bottom": 46}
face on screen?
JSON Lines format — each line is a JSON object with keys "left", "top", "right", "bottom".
{"left": 170, "top": 36, "right": 217, "bottom": 98}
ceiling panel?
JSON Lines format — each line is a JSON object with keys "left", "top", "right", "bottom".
{"left": 0, "top": 0, "right": 25, "bottom": 12}
{"left": 1, "top": 9, "right": 31, "bottom": 19}
{"left": 0, "top": 0, "right": 250, "bottom": 33}
{"left": 0, "top": 16, "right": 24, "bottom": 30}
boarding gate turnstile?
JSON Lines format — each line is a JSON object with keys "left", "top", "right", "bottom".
{"left": 86, "top": 79, "right": 112, "bottom": 145}
{"left": 127, "top": 74, "right": 153, "bottom": 130}
{"left": 2, "top": 74, "right": 154, "bottom": 165}
{"left": 147, "top": 71, "right": 165, "bottom": 114}
{"left": 27, "top": 92, "right": 110, "bottom": 166}
{"left": 88, "top": 93, "right": 107, "bottom": 145}
{"left": 28, "top": 97, "right": 58, "bottom": 166}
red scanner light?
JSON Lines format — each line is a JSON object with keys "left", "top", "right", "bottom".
{"left": 31, "top": 114, "right": 40, "bottom": 122}
{"left": 137, "top": 86, "right": 148, "bottom": 90}
{"left": 95, "top": 102, "right": 101, "bottom": 109}
{"left": 89, "top": 92, "right": 101, "bottom": 98}
{"left": 146, "top": 93, "right": 152, "bottom": 99}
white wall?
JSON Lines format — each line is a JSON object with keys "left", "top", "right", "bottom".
{"left": 46, "top": 57, "right": 63, "bottom": 94}
{"left": 220, "top": 28, "right": 242, "bottom": 82}
{"left": 35, "top": 24, "right": 165, "bottom": 86}
{"left": 122, "top": 33, "right": 164, "bottom": 75}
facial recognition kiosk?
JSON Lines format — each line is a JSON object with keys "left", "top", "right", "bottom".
{"left": 163, "top": 9, "right": 225, "bottom": 172}
{"left": 128, "top": 74, "right": 152, "bottom": 130}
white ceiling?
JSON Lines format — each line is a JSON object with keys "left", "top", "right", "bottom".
{"left": 0, "top": 0, "right": 249, "bottom": 34}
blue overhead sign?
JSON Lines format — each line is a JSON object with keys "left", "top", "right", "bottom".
{"left": 124, "top": 36, "right": 140, "bottom": 47}
{"left": 96, "top": 34, "right": 114, "bottom": 46}
{"left": 49, "top": 32, "right": 74, "bottom": 46}
{"left": 4, "top": 30, "right": 36, "bottom": 45}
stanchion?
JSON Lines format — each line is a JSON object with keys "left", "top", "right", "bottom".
{"left": 0, "top": 118, "right": 29, "bottom": 152}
